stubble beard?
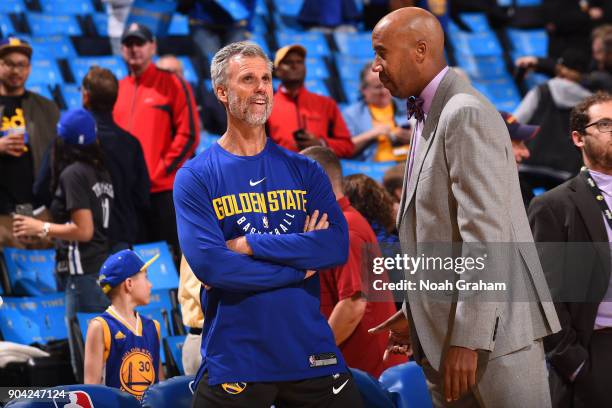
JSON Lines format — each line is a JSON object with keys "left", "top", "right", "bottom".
{"left": 228, "top": 91, "right": 272, "bottom": 126}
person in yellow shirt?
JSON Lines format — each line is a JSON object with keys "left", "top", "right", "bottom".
{"left": 178, "top": 256, "right": 204, "bottom": 375}
{"left": 342, "top": 62, "right": 412, "bottom": 162}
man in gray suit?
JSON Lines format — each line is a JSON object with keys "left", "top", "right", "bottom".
{"left": 368, "top": 7, "right": 560, "bottom": 407}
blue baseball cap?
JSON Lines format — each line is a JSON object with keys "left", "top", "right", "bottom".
{"left": 57, "top": 108, "right": 97, "bottom": 146}
{"left": 0, "top": 37, "right": 32, "bottom": 59}
{"left": 98, "top": 250, "right": 159, "bottom": 294}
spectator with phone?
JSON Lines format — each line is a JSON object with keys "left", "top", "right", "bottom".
{"left": 342, "top": 62, "right": 411, "bottom": 162}
{"left": 13, "top": 108, "right": 114, "bottom": 383}
{"left": 0, "top": 37, "right": 59, "bottom": 246}
{"left": 267, "top": 45, "right": 354, "bottom": 157}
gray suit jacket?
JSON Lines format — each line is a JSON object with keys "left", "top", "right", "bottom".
{"left": 398, "top": 68, "right": 561, "bottom": 373}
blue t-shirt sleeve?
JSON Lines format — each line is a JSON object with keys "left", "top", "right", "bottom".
{"left": 246, "top": 161, "right": 349, "bottom": 270}
{"left": 174, "top": 167, "right": 305, "bottom": 292}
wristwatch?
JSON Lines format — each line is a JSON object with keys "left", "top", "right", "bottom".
{"left": 39, "top": 222, "right": 51, "bottom": 238}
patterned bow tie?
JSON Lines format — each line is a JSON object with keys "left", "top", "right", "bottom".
{"left": 407, "top": 96, "right": 425, "bottom": 122}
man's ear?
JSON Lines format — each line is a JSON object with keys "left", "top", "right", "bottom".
{"left": 571, "top": 130, "right": 585, "bottom": 148}
{"left": 216, "top": 85, "right": 228, "bottom": 104}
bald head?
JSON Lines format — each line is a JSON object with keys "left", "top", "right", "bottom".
{"left": 372, "top": 7, "right": 446, "bottom": 98}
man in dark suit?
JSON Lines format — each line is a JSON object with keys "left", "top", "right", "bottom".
{"left": 529, "top": 92, "right": 612, "bottom": 408}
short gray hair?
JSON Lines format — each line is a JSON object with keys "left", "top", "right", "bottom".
{"left": 210, "top": 41, "right": 272, "bottom": 89}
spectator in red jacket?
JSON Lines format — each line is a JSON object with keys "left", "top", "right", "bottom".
{"left": 301, "top": 146, "right": 406, "bottom": 378}
{"left": 267, "top": 45, "right": 354, "bottom": 157}
{"left": 113, "top": 23, "right": 199, "bottom": 255}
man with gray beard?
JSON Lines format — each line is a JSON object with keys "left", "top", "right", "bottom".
{"left": 173, "top": 41, "right": 363, "bottom": 407}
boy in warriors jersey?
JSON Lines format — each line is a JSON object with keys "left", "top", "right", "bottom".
{"left": 84, "top": 250, "right": 164, "bottom": 400}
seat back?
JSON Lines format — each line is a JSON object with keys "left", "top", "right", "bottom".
{"left": 141, "top": 375, "right": 196, "bottom": 408}
{"left": 349, "top": 368, "right": 396, "bottom": 408}
{"left": 133, "top": 242, "right": 179, "bottom": 290}
{"left": 379, "top": 361, "right": 433, "bottom": 408}
{"left": 2, "top": 248, "right": 56, "bottom": 296}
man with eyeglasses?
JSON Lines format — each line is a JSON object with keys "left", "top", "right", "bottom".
{"left": 0, "top": 37, "right": 59, "bottom": 246}
{"left": 529, "top": 92, "right": 612, "bottom": 407}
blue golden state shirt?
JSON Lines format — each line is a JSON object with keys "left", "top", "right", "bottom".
{"left": 174, "top": 140, "right": 350, "bottom": 386}
{"left": 93, "top": 307, "right": 160, "bottom": 400}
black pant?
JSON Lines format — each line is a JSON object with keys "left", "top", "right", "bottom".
{"left": 192, "top": 372, "right": 364, "bottom": 408}
{"left": 550, "top": 329, "right": 612, "bottom": 408}
{"left": 148, "top": 190, "right": 180, "bottom": 260}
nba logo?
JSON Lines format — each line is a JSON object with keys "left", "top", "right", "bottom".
{"left": 263, "top": 216, "right": 269, "bottom": 229}
{"left": 53, "top": 391, "right": 94, "bottom": 408}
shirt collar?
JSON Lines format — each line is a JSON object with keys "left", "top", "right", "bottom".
{"left": 589, "top": 169, "right": 612, "bottom": 195}
{"left": 419, "top": 66, "right": 449, "bottom": 115}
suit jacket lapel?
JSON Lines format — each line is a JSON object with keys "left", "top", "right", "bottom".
{"left": 400, "top": 69, "right": 456, "bottom": 221}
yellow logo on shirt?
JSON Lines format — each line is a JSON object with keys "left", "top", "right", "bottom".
{"left": 212, "top": 189, "right": 307, "bottom": 221}
{"left": 119, "top": 349, "right": 155, "bottom": 399}
{"left": 1, "top": 108, "right": 26, "bottom": 131}
{"left": 115, "top": 331, "right": 126, "bottom": 340}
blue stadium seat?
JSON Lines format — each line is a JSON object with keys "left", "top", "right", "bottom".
{"left": 0, "top": 293, "right": 67, "bottom": 344}
{"left": 76, "top": 312, "right": 98, "bottom": 342}
{"left": 0, "top": 0, "right": 26, "bottom": 13}
{"left": 133, "top": 241, "right": 179, "bottom": 290}
{"left": 350, "top": 368, "right": 397, "bottom": 408}
{"left": 168, "top": 13, "right": 189, "bottom": 36}
{"left": 472, "top": 76, "right": 522, "bottom": 112}
{"left": 304, "top": 79, "right": 330, "bottom": 97}
{"left": 524, "top": 72, "right": 550, "bottom": 90}
{"left": 196, "top": 132, "right": 220, "bottom": 154}
{"left": 252, "top": 15, "right": 268, "bottom": 35}
{"left": 39, "top": 0, "right": 95, "bottom": 15}
{"left": 250, "top": 34, "right": 271, "bottom": 56}
{"left": 27, "top": 57, "right": 64, "bottom": 86}
{"left": 2, "top": 247, "right": 57, "bottom": 296}
{"left": 452, "top": 13, "right": 491, "bottom": 33}
{"left": 125, "top": 0, "right": 176, "bottom": 37}
{"left": 27, "top": 83, "right": 54, "bottom": 101}
{"left": 335, "top": 54, "right": 371, "bottom": 82}
{"left": 92, "top": 12, "right": 108, "bottom": 36}
{"left": 177, "top": 56, "right": 198, "bottom": 84}
{"left": 341, "top": 79, "right": 361, "bottom": 104}
{"left": 276, "top": 31, "right": 330, "bottom": 57}
{"left": 507, "top": 28, "right": 548, "bottom": 58}
{"left": 340, "top": 160, "right": 396, "bottom": 183}
{"left": 305, "top": 57, "right": 329, "bottom": 79}
{"left": 272, "top": 0, "right": 304, "bottom": 17}
{"left": 497, "top": 0, "right": 512, "bottom": 5}
{"left": 455, "top": 55, "right": 507, "bottom": 79}
{"left": 69, "top": 56, "right": 128, "bottom": 85}
{"left": 379, "top": 362, "right": 433, "bottom": 408}
{"left": 30, "top": 35, "right": 77, "bottom": 60}
{"left": 27, "top": 13, "right": 82, "bottom": 37}
{"left": 448, "top": 30, "right": 503, "bottom": 57}
{"left": 0, "top": 14, "right": 16, "bottom": 37}
{"left": 60, "top": 84, "right": 82, "bottom": 109}
{"left": 164, "top": 335, "right": 186, "bottom": 375}
{"left": 141, "top": 375, "right": 195, "bottom": 408}
{"left": 333, "top": 32, "right": 373, "bottom": 58}
{"left": 255, "top": 0, "right": 268, "bottom": 16}
{"left": 5, "top": 384, "right": 141, "bottom": 408}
